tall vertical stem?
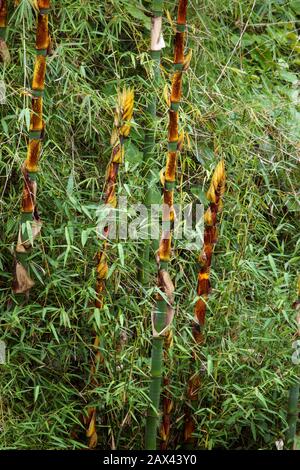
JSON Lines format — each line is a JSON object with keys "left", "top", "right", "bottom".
{"left": 13, "top": 0, "right": 50, "bottom": 296}
{"left": 140, "top": 0, "right": 164, "bottom": 284}
{"left": 145, "top": 0, "right": 189, "bottom": 450}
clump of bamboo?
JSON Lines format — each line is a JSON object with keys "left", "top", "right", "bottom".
{"left": 184, "top": 159, "right": 226, "bottom": 445}
{"left": 145, "top": 0, "right": 190, "bottom": 450}
{"left": 0, "top": 0, "right": 10, "bottom": 63}
{"left": 12, "top": 0, "right": 50, "bottom": 295}
{"left": 286, "top": 276, "right": 300, "bottom": 449}
{"left": 84, "top": 88, "right": 134, "bottom": 449}
{"left": 140, "top": 0, "right": 165, "bottom": 284}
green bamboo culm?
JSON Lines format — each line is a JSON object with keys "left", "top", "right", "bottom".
{"left": 145, "top": 0, "right": 189, "bottom": 450}
{"left": 139, "top": 0, "right": 164, "bottom": 284}
{"left": 12, "top": 0, "right": 50, "bottom": 296}
{"left": 286, "top": 276, "right": 300, "bottom": 449}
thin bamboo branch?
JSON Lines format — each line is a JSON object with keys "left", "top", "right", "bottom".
{"left": 84, "top": 89, "right": 134, "bottom": 449}
{"left": 12, "top": 0, "right": 50, "bottom": 296}
{"left": 145, "top": 0, "right": 190, "bottom": 450}
{"left": 184, "top": 159, "right": 225, "bottom": 445}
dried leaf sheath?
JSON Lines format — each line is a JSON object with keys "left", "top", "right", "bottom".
{"left": 0, "top": 0, "right": 10, "bottom": 63}
{"left": 13, "top": 2, "right": 50, "bottom": 295}
{"left": 0, "top": 0, "right": 7, "bottom": 31}
{"left": 145, "top": 0, "right": 190, "bottom": 450}
{"left": 84, "top": 89, "right": 134, "bottom": 449}
{"left": 184, "top": 159, "right": 225, "bottom": 445}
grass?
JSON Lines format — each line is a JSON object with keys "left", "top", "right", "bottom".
{"left": 0, "top": 0, "right": 299, "bottom": 449}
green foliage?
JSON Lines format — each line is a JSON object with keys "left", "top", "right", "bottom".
{"left": 0, "top": 0, "right": 299, "bottom": 449}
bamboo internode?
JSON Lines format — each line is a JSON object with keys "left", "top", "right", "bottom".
{"left": 139, "top": 0, "right": 165, "bottom": 284}
{"left": 13, "top": 0, "right": 50, "bottom": 295}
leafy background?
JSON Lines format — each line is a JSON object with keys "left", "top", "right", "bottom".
{"left": 0, "top": 0, "right": 299, "bottom": 449}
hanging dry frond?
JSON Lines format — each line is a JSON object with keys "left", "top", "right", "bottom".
{"left": 206, "top": 159, "right": 226, "bottom": 203}
{"left": 115, "top": 88, "right": 134, "bottom": 138}
{"left": 12, "top": 261, "right": 35, "bottom": 294}
{"left": 183, "top": 49, "right": 192, "bottom": 71}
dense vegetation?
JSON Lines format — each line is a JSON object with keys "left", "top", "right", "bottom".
{"left": 0, "top": 0, "right": 299, "bottom": 450}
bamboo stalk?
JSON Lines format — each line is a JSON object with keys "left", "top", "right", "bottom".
{"left": 287, "top": 276, "right": 300, "bottom": 449}
{"left": 145, "top": 0, "right": 190, "bottom": 450}
{"left": 139, "top": 0, "right": 165, "bottom": 284}
{"left": 84, "top": 89, "right": 134, "bottom": 449}
{"left": 184, "top": 159, "right": 225, "bottom": 445}
{"left": 0, "top": 0, "right": 10, "bottom": 63}
{"left": 12, "top": 0, "right": 50, "bottom": 296}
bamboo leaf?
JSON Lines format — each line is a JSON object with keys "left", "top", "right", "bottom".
{"left": 49, "top": 323, "right": 60, "bottom": 343}
{"left": 118, "top": 243, "right": 124, "bottom": 267}
{"left": 81, "top": 229, "right": 89, "bottom": 247}
{"left": 34, "top": 385, "right": 40, "bottom": 403}
{"left": 94, "top": 308, "right": 101, "bottom": 331}
{"left": 268, "top": 254, "right": 277, "bottom": 278}
{"left": 123, "top": 4, "right": 150, "bottom": 30}
{"left": 207, "top": 355, "right": 213, "bottom": 376}
{"left": 26, "top": 221, "right": 34, "bottom": 247}
{"left": 66, "top": 173, "right": 74, "bottom": 195}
